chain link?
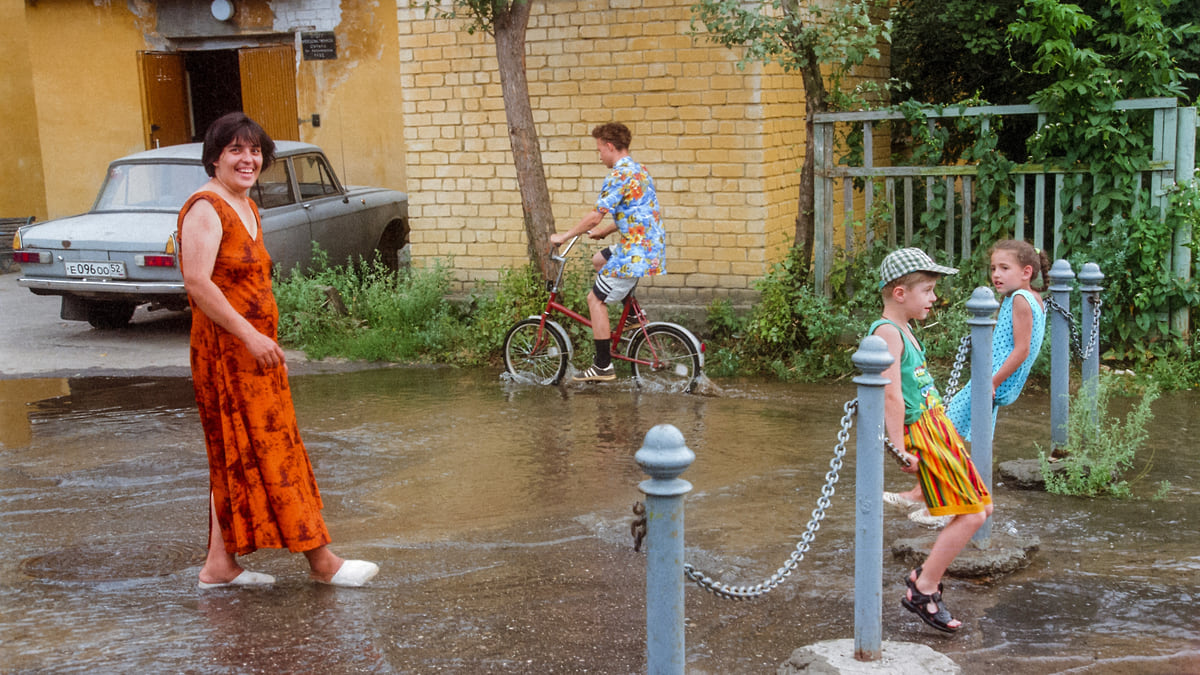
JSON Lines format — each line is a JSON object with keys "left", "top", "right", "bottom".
{"left": 630, "top": 502, "right": 647, "bottom": 552}
{"left": 942, "top": 335, "right": 971, "bottom": 401}
{"left": 1082, "top": 296, "right": 1102, "bottom": 360}
{"left": 680, "top": 398, "right": 855, "bottom": 600}
{"left": 1045, "top": 295, "right": 1103, "bottom": 361}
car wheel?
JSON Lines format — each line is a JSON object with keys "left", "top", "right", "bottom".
{"left": 377, "top": 219, "right": 410, "bottom": 272}
{"left": 85, "top": 301, "right": 137, "bottom": 329}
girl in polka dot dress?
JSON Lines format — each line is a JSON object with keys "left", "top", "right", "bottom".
{"left": 886, "top": 240, "right": 1048, "bottom": 526}
{"left": 944, "top": 239, "right": 1049, "bottom": 439}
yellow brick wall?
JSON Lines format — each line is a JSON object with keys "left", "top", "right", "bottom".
{"left": 397, "top": 0, "right": 889, "bottom": 303}
{"left": 397, "top": 1, "right": 795, "bottom": 303}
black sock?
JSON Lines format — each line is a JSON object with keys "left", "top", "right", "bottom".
{"left": 594, "top": 338, "right": 612, "bottom": 369}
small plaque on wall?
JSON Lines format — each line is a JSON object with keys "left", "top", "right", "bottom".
{"left": 301, "top": 32, "right": 337, "bottom": 60}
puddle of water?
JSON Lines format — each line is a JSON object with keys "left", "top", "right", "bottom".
{"left": 0, "top": 369, "right": 1197, "bottom": 673}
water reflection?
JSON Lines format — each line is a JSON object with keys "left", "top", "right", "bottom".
{"left": 0, "top": 369, "right": 1197, "bottom": 673}
{"left": 0, "top": 378, "right": 69, "bottom": 448}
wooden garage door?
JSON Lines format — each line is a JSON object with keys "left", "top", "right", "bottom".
{"left": 239, "top": 46, "right": 300, "bottom": 141}
{"left": 138, "top": 52, "right": 191, "bottom": 149}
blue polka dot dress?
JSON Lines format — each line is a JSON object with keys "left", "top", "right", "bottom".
{"left": 945, "top": 289, "right": 1046, "bottom": 441}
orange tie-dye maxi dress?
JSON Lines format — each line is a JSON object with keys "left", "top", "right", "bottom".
{"left": 178, "top": 192, "right": 331, "bottom": 555}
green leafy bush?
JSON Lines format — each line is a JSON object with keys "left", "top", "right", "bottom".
{"left": 1039, "top": 374, "right": 1160, "bottom": 498}
{"left": 461, "top": 263, "right": 550, "bottom": 359}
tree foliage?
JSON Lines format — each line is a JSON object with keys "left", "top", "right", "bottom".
{"left": 892, "top": 0, "right": 1200, "bottom": 107}
{"left": 882, "top": 0, "right": 1200, "bottom": 359}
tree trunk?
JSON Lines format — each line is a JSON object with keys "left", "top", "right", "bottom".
{"left": 493, "top": 2, "right": 556, "bottom": 278}
{"left": 795, "top": 47, "right": 827, "bottom": 283}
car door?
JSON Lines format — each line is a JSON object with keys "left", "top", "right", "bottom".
{"left": 292, "top": 153, "right": 368, "bottom": 267}
{"left": 253, "top": 157, "right": 313, "bottom": 274}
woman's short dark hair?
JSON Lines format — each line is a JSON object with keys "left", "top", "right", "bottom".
{"left": 201, "top": 112, "right": 276, "bottom": 177}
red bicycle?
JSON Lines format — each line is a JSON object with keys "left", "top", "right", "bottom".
{"left": 502, "top": 236, "right": 704, "bottom": 392}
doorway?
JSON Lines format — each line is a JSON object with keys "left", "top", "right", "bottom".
{"left": 139, "top": 45, "right": 299, "bottom": 149}
{"left": 184, "top": 50, "right": 242, "bottom": 141}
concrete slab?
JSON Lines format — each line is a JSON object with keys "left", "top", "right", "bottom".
{"left": 999, "top": 458, "right": 1046, "bottom": 489}
{"left": 778, "top": 639, "right": 959, "bottom": 674}
{"left": 999, "top": 457, "right": 1074, "bottom": 490}
{"left": 891, "top": 531, "right": 1040, "bottom": 578}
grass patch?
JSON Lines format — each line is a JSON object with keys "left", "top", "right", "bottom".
{"left": 275, "top": 248, "right": 466, "bottom": 363}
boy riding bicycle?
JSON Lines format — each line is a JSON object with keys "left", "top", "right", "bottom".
{"left": 549, "top": 122, "right": 665, "bottom": 382}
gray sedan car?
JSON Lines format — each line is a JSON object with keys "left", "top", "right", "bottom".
{"left": 13, "top": 141, "right": 408, "bottom": 328}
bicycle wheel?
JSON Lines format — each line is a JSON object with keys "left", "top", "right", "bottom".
{"left": 503, "top": 318, "right": 570, "bottom": 385}
{"left": 628, "top": 324, "right": 702, "bottom": 392}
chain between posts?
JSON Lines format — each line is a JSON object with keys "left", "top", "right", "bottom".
{"left": 631, "top": 288, "right": 1098, "bottom": 600}
{"left": 656, "top": 398, "right": 857, "bottom": 601}
{"left": 1045, "top": 295, "right": 1103, "bottom": 361}
{"left": 946, "top": 289, "right": 1102, "bottom": 402}
{"left": 943, "top": 335, "right": 971, "bottom": 401}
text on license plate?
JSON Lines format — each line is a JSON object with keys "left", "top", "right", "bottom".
{"left": 65, "top": 261, "right": 127, "bottom": 279}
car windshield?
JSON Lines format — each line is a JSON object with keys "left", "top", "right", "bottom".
{"left": 93, "top": 162, "right": 209, "bottom": 212}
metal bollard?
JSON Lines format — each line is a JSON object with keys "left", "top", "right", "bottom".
{"left": 1078, "top": 263, "right": 1105, "bottom": 425}
{"left": 636, "top": 424, "right": 694, "bottom": 675}
{"left": 852, "top": 335, "right": 893, "bottom": 662}
{"left": 1048, "top": 259, "right": 1075, "bottom": 451}
{"left": 966, "top": 287, "right": 999, "bottom": 547}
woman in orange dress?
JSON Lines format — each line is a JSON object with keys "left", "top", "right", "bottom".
{"left": 179, "top": 112, "right": 377, "bottom": 589}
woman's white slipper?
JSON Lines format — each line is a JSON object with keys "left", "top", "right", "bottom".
{"left": 319, "top": 559, "right": 379, "bottom": 587}
{"left": 197, "top": 569, "right": 276, "bottom": 589}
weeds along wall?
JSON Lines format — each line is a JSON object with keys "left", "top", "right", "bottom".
{"left": 396, "top": 1, "right": 889, "bottom": 304}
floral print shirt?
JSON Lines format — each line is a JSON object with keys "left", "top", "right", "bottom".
{"left": 596, "top": 156, "right": 665, "bottom": 279}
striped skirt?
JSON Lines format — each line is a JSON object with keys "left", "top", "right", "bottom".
{"left": 905, "top": 406, "right": 992, "bottom": 517}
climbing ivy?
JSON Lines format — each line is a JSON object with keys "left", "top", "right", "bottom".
{"left": 1008, "top": 0, "right": 1199, "bottom": 355}
{"left": 886, "top": 97, "right": 1018, "bottom": 257}
{"left": 839, "top": 0, "right": 1200, "bottom": 363}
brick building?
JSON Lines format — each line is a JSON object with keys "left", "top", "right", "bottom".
{"left": 399, "top": 1, "right": 814, "bottom": 304}
{"left": 5, "top": 0, "right": 888, "bottom": 304}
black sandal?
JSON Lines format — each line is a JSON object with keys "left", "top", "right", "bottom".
{"left": 902, "top": 572, "right": 960, "bottom": 633}
{"left": 907, "top": 566, "right": 942, "bottom": 594}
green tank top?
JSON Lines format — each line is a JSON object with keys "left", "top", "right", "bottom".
{"left": 868, "top": 319, "right": 945, "bottom": 425}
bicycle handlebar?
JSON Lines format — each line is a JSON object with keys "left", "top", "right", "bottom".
{"left": 550, "top": 235, "right": 581, "bottom": 263}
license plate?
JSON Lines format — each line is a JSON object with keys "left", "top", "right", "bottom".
{"left": 64, "top": 260, "right": 127, "bottom": 279}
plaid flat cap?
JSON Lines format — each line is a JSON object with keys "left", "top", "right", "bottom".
{"left": 879, "top": 247, "right": 958, "bottom": 288}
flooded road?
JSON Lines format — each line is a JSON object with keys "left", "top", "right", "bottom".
{"left": 1, "top": 368, "right": 1198, "bottom": 673}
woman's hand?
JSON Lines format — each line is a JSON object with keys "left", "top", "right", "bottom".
{"left": 242, "top": 330, "right": 287, "bottom": 372}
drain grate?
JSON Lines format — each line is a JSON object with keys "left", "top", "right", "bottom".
{"left": 20, "top": 540, "right": 206, "bottom": 582}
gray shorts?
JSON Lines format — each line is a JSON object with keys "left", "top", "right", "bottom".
{"left": 592, "top": 246, "right": 639, "bottom": 304}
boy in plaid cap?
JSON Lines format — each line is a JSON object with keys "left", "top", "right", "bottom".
{"left": 869, "top": 247, "right": 992, "bottom": 633}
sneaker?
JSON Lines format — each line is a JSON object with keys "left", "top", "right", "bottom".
{"left": 573, "top": 363, "right": 616, "bottom": 382}
{"left": 908, "top": 508, "right": 952, "bottom": 528}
